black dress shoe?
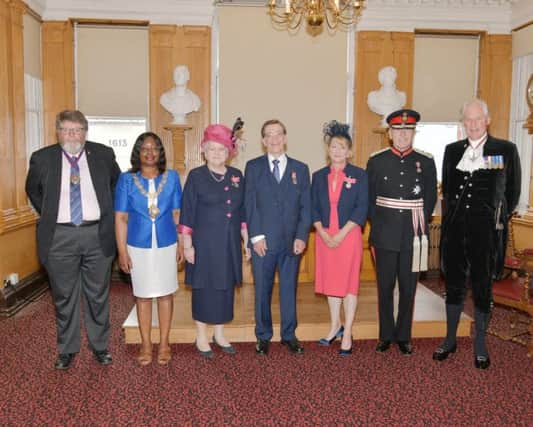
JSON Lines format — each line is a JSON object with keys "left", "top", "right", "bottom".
{"left": 397, "top": 341, "right": 413, "bottom": 355}
{"left": 432, "top": 344, "right": 457, "bottom": 361}
{"left": 255, "top": 339, "right": 270, "bottom": 355}
{"left": 474, "top": 355, "right": 491, "bottom": 370}
{"left": 54, "top": 353, "right": 75, "bottom": 370}
{"left": 375, "top": 340, "right": 391, "bottom": 353}
{"left": 93, "top": 349, "right": 113, "bottom": 365}
{"left": 281, "top": 338, "right": 304, "bottom": 354}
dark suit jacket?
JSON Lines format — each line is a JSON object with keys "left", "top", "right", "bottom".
{"left": 440, "top": 135, "right": 521, "bottom": 278}
{"left": 367, "top": 148, "right": 437, "bottom": 251}
{"left": 244, "top": 154, "right": 311, "bottom": 253}
{"left": 311, "top": 163, "right": 368, "bottom": 228}
{"left": 25, "top": 141, "right": 121, "bottom": 263}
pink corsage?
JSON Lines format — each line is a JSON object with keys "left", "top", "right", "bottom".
{"left": 231, "top": 175, "right": 240, "bottom": 188}
{"left": 344, "top": 176, "right": 357, "bottom": 189}
{"left": 291, "top": 171, "right": 297, "bottom": 185}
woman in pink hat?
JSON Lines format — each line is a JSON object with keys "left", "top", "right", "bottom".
{"left": 179, "top": 121, "right": 250, "bottom": 358}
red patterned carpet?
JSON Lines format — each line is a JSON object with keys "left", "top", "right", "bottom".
{"left": 0, "top": 281, "right": 531, "bottom": 426}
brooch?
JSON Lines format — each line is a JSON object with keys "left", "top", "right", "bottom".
{"left": 344, "top": 176, "right": 357, "bottom": 189}
{"left": 416, "top": 161, "right": 422, "bottom": 173}
{"left": 231, "top": 175, "right": 240, "bottom": 188}
{"left": 291, "top": 171, "right": 298, "bottom": 185}
{"left": 412, "top": 184, "right": 421, "bottom": 195}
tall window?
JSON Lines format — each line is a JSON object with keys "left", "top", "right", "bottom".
{"left": 24, "top": 74, "right": 44, "bottom": 165}
{"left": 413, "top": 122, "right": 464, "bottom": 182}
{"left": 87, "top": 117, "right": 147, "bottom": 171}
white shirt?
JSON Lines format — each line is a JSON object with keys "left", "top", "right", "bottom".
{"left": 57, "top": 151, "right": 101, "bottom": 223}
{"left": 268, "top": 153, "right": 287, "bottom": 180}
{"left": 456, "top": 134, "right": 488, "bottom": 173}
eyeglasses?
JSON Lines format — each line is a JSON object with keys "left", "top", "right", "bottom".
{"left": 59, "top": 127, "right": 86, "bottom": 135}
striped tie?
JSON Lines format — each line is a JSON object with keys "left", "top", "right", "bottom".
{"left": 65, "top": 151, "right": 83, "bottom": 226}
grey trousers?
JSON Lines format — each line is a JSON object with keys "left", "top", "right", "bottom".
{"left": 44, "top": 223, "right": 114, "bottom": 354}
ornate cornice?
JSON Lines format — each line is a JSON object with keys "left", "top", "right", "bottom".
{"left": 34, "top": 0, "right": 531, "bottom": 32}
{"left": 359, "top": 0, "right": 514, "bottom": 33}
{"left": 42, "top": 0, "right": 215, "bottom": 25}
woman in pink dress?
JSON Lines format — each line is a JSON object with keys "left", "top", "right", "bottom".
{"left": 312, "top": 121, "right": 369, "bottom": 355}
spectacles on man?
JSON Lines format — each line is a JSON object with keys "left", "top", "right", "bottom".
{"left": 59, "top": 127, "right": 86, "bottom": 135}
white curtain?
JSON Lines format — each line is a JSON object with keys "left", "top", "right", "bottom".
{"left": 509, "top": 54, "right": 533, "bottom": 213}
{"left": 24, "top": 73, "right": 44, "bottom": 165}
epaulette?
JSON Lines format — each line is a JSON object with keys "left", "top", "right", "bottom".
{"left": 369, "top": 147, "right": 390, "bottom": 158}
{"left": 413, "top": 148, "right": 433, "bottom": 159}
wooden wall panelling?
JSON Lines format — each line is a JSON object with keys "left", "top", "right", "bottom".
{"left": 0, "top": 0, "right": 35, "bottom": 235}
{"left": 0, "top": 0, "right": 40, "bottom": 288}
{"left": 478, "top": 33, "right": 512, "bottom": 140}
{"left": 42, "top": 21, "right": 74, "bottom": 147}
{"left": 353, "top": 31, "right": 413, "bottom": 283}
{"left": 353, "top": 31, "right": 414, "bottom": 168}
{"left": 149, "top": 25, "right": 211, "bottom": 180}
{"left": 0, "top": 0, "right": 17, "bottom": 233}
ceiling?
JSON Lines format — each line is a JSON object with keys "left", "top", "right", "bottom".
{"left": 25, "top": 0, "right": 532, "bottom": 31}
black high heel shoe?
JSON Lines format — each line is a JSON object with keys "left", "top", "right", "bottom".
{"left": 318, "top": 326, "right": 344, "bottom": 346}
{"left": 338, "top": 347, "right": 352, "bottom": 356}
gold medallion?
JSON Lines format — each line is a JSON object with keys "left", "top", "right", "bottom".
{"left": 148, "top": 204, "right": 160, "bottom": 219}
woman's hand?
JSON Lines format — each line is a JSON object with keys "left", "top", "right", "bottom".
{"left": 331, "top": 230, "right": 347, "bottom": 247}
{"left": 184, "top": 246, "right": 195, "bottom": 264}
{"left": 177, "top": 245, "right": 184, "bottom": 264}
{"left": 244, "top": 247, "right": 252, "bottom": 261}
{"left": 118, "top": 252, "right": 132, "bottom": 273}
{"left": 319, "top": 229, "right": 337, "bottom": 248}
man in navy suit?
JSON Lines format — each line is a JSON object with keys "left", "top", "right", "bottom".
{"left": 26, "top": 110, "right": 121, "bottom": 370}
{"left": 245, "top": 119, "right": 311, "bottom": 355}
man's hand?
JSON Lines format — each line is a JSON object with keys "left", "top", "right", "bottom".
{"left": 293, "top": 239, "right": 306, "bottom": 255}
{"left": 253, "top": 239, "right": 267, "bottom": 257}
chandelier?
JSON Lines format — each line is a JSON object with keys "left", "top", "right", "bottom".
{"left": 268, "top": 0, "right": 366, "bottom": 31}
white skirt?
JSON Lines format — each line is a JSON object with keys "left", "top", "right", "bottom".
{"left": 128, "top": 223, "right": 178, "bottom": 298}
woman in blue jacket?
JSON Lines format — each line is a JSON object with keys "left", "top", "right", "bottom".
{"left": 312, "top": 121, "right": 368, "bottom": 355}
{"left": 115, "top": 132, "right": 182, "bottom": 366}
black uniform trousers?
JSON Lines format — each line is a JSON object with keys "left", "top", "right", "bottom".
{"left": 374, "top": 247, "right": 418, "bottom": 342}
{"left": 441, "top": 210, "right": 495, "bottom": 313}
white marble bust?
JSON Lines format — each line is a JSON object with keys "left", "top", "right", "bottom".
{"left": 160, "top": 65, "right": 201, "bottom": 125}
{"left": 367, "top": 66, "right": 406, "bottom": 127}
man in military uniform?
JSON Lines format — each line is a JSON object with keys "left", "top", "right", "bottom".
{"left": 367, "top": 109, "right": 437, "bottom": 355}
{"left": 433, "top": 99, "right": 521, "bottom": 369}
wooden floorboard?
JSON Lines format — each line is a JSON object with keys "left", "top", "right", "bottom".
{"left": 123, "top": 281, "right": 472, "bottom": 344}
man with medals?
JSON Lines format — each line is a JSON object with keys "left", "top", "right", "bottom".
{"left": 434, "top": 99, "right": 521, "bottom": 369}
{"left": 26, "top": 110, "right": 121, "bottom": 370}
{"left": 367, "top": 109, "right": 438, "bottom": 356}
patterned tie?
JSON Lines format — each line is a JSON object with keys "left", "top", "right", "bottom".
{"left": 272, "top": 159, "right": 281, "bottom": 183}
{"left": 64, "top": 151, "right": 83, "bottom": 225}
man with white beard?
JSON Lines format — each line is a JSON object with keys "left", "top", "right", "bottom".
{"left": 26, "top": 110, "right": 121, "bottom": 370}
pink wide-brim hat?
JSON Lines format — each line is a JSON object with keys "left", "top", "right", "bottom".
{"left": 201, "top": 124, "right": 237, "bottom": 156}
